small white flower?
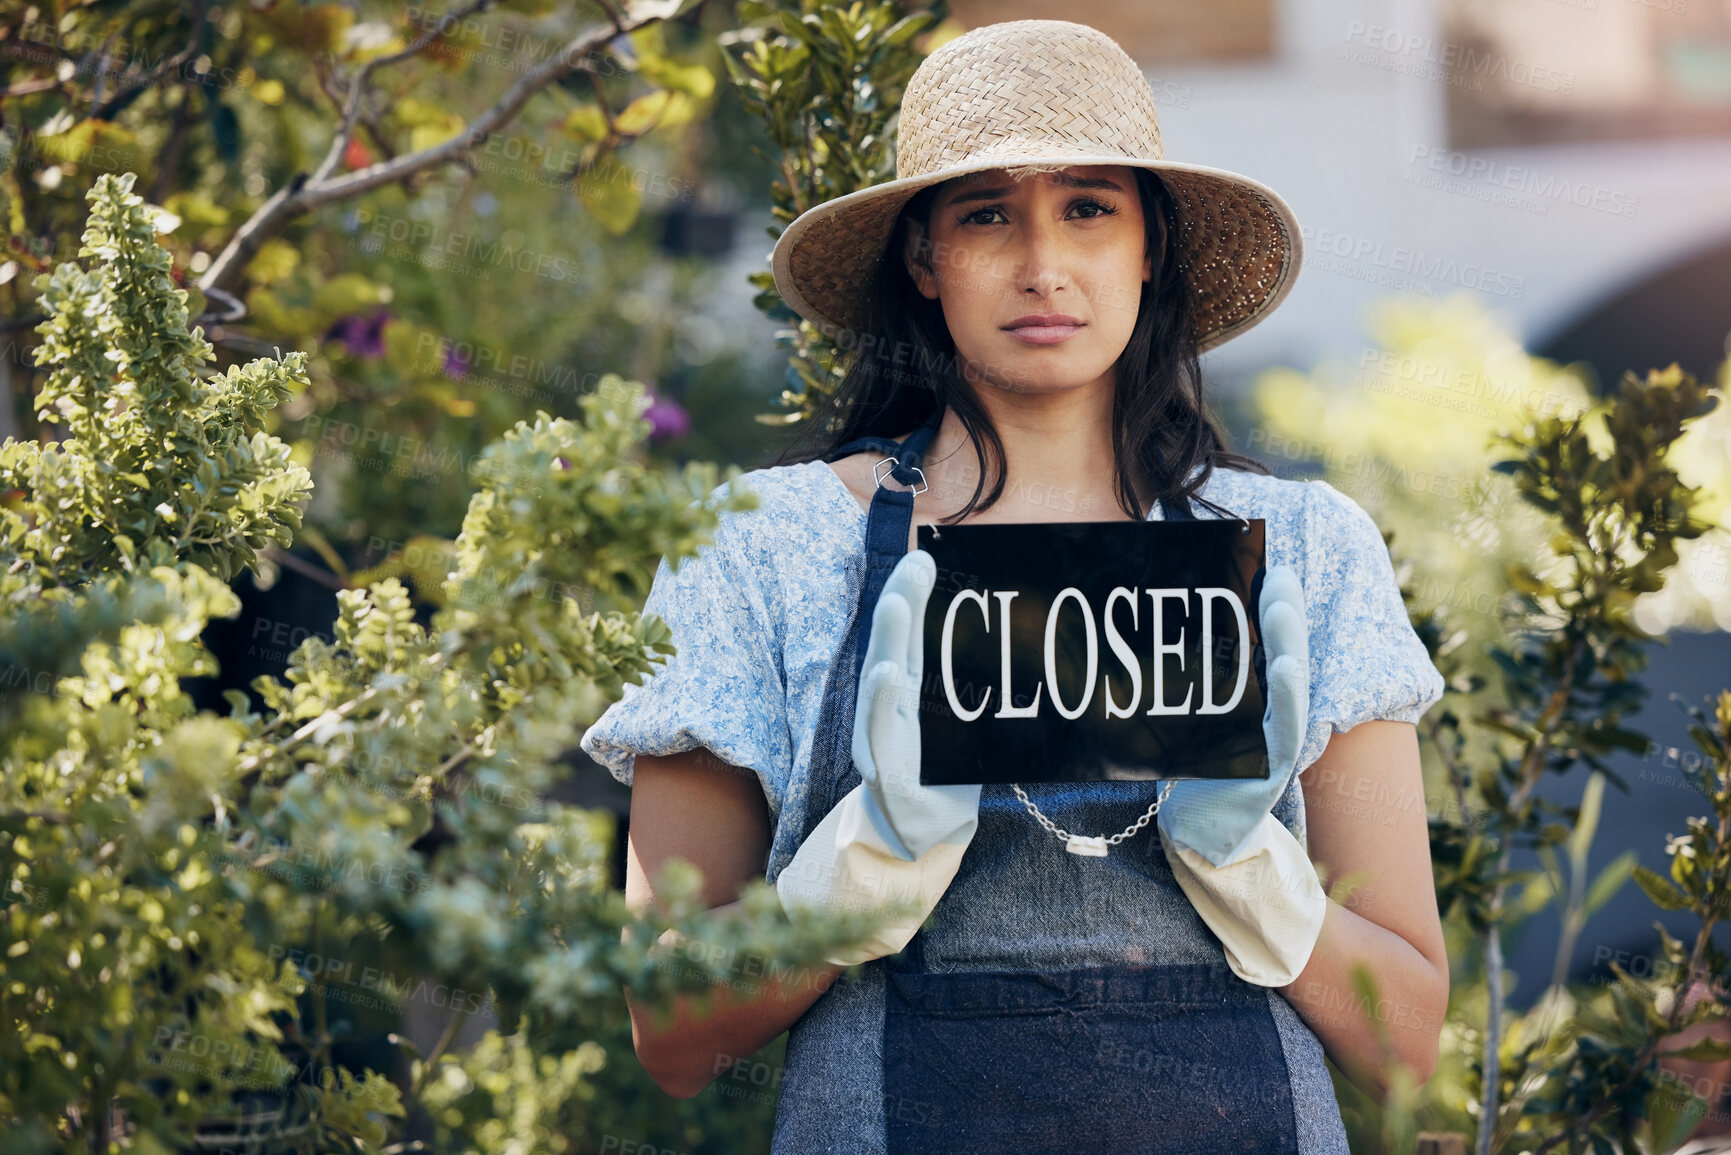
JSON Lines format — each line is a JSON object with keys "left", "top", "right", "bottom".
{"left": 1666, "top": 834, "right": 1696, "bottom": 859}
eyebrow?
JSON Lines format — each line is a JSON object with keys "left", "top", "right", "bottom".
{"left": 942, "top": 173, "right": 1129, "bottom": 208}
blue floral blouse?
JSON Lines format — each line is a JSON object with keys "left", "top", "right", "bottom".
{"left": 580, "top": 457, "right": 1447, "bottom": 881}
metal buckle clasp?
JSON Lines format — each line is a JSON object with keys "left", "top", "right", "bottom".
{"left": 873, "top": 457, "right": 927, "bottom": 496}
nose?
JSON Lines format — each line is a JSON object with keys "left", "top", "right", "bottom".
{"left": 1015, "top": 216, "right": 1069, "bottom": 301}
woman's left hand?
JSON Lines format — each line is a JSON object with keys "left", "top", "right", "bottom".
{"left": 1160, "top": 812, "right": 1327, "bottom": 986}
{"left": 1155, "top": 562, "right": 1328, "bottom": 986}
{"left": 1158, "top": 562, "right": 1311, "bottom": 865}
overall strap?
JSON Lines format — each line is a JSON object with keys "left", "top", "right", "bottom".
{"left": 1157, "top": 491, "right": 1196, "bottom": 520}
{"left": 844, "top": 405, "right": 941, "bottom": 979}
{"left": 850, "top": 405, "right": 945, "bottom": 688}
{"left": 825, "top": 434, "right": 911, "bottom": 462}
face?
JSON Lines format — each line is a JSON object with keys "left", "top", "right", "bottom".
{"left": 904, "top": 164, "right": 1152, "bottom": 397}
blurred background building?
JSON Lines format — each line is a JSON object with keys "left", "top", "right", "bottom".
{"left": 938, "top": 0, "right": 1731, "bottom": 388}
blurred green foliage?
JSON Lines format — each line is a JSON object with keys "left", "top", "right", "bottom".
{"left": 0, "top": 0, "right": 788, "bottom": 583}
{"left": 0, "top": 173, "right": 886, "bottom": 1153}
{"left": 724, "top": 0, "right": 951, "bottom": 428}
{"left": 0, "top": 4, "right": 953, "bottom": 1151}
{"left": 1253, "top": 297, "right": 1731, "bottom": 1154}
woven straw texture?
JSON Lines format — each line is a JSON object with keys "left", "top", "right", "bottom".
{"left": 771, "top": 19, "right": 1300, "bottom": 355}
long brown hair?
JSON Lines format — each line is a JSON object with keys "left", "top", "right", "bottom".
{"left": 767, "top": 168, "right": 1269, "bottom": 521}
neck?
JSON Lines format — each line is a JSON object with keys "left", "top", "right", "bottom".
{"left": 918, "top": 378, "right": 1152, "bottom": 519}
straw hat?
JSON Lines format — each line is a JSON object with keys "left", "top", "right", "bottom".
{"left": 769, "top": 19, "right": 1303, "bottom": 355}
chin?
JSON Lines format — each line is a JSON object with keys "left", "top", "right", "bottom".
{"left": 986, "top": 374, "right": 1110, "bottom": 396}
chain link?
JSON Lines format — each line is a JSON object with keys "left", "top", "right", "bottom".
{"left": 1010, "top": 780, "right": 1174, "bottom": 847}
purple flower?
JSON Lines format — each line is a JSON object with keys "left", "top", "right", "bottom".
{"left": 643, "top": 392, "right": 689, "bottom": 440}
{"left": 323, "top": 306, "right": 391, "bottom": 360}
{"left": 443, "top": 343, "right": 470, "bottom": 379}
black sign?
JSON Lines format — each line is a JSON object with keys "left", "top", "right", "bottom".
{"left": 915, "top": 519, "right": 1269, "bottom": 786}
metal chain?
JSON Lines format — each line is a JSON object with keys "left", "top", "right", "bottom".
{"left": 1010, "top": 780, "right": 1174, "bottom": 846}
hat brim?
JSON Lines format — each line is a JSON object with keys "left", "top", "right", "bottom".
{"left": 770, "top": 153, "right": 1303, "bottom": 356}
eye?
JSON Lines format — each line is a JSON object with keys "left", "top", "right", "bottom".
{"left": 948, "top": 199, "right": 1121, "bottom": 228}
{"left": 1069, "top": 198, "right": 1119, "bottom": 219}
{"left": 958, "top": 205, "right": 1008, "bottom": 226}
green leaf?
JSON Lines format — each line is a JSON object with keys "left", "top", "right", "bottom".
{"left": 1583, "top": 850, "right": 1636, "bottom": 917}
{"left": 561, "top": 104, "right": 610, "bottom": 143}
{"left": 1567, "top": 771, "right": 1605, "bottom": 864}
{"left": 638, "top": 56, "right": 716, "bottom": 99}
{"left": 1633, "top": 864, "right": 1690, "bottom": 911}
{"left": 1506, "top": 563, "right": 1547, "bottom": 596}
{"left": 614, "top": 91, "right": 675, "bottom": 135}
{"left": 312, "top": 272, "right": 391, "bottom": 319}
{"left": 1647, "top": 1083, "right": 1710, "bottom": 1153}
{"left": 249, "top": 238, "right": 301, "bottom": 285}
{"left": 575, "top": 156, "right": 643, "bottom": 235}
{"left": 1663, "top": 1036, "right": 1731, "bottom": 1062}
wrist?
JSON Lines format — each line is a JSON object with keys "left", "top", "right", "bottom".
{"left": 777, "top": 788, "right": 968, "bottom": 967}
{"left": 856, "top": 784, "right": 916, "bottom": 861}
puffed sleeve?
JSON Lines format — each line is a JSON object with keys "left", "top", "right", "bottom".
{"left": 1298, "top": 480, "right": 1446, "bottom": 761}
{"left": 579, "top": 476, "right": 792, "bottom": 812}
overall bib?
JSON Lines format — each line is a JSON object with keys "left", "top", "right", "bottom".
{"left": 777, "top": 404, "right": 1323, "bottom": 1153}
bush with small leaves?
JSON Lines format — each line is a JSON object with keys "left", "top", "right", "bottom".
{"left": 0, "top": 173, "right": 888, "bottom": 1155}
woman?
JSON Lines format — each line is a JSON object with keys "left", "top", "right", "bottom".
{"left": 581, "top": 19, "right": 1449, "bottom": 1153}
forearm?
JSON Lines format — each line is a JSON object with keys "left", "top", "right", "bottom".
{"left": 1276, "top": 897, "right": 1449, "bottom": 1098}
{"left": 624, "top": 899, "right": 845, "bottom": 1098}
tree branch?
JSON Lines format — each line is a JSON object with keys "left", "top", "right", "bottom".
{"left": 233, "top": 684, "right": 383, "bottom": 783}
{"left": 309, "top": 0, "right": 499, "bottom": 187}
{"left": 1531, "top": 904, "right": 1724, "bottom": 1153}
{"left": 260, "top": 546, "right": 350, "bottom": 592}
{"left": 1476, "top": 633, "right": 1587, "bottom": 1155}
{"left": 90, "top": 0, "right": 210, "bottom": 121}
{"left": 407, "top": 1005, "right": 469, "bottom": 1101}
{"left": 197, "top": 6, "right": 670, "bottom": 302}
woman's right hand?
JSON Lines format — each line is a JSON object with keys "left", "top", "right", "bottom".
{"left": 853, "top": 548, "right": 982, "bottom": 860}
{"left": 776, "top": 549, "right": 981, "bottom": 966}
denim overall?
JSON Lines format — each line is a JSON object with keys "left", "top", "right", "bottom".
{"left": 771, "top": 405, "right": 1346, "bottom": 1154}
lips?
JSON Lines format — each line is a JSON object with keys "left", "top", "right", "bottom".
{"left": 1003, "top": 313, "right": 1085, "bottom": 345}
{"left": 1004, "top": 313, "right": 1084, "bottom": 330}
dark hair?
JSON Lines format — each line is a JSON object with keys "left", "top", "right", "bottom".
{"left": 767, "top": 167, "right": 1269, "bottom": 522}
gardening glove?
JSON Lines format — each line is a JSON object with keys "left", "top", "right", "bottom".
{"left": 777, "top": 549, "right": 982, "bottom": 967}
{"left": 1157, "top": 563, "right": 1328, "bottom": 986}
{"left": 1160, "top": 811, "right": 1327, "bottom": 986}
